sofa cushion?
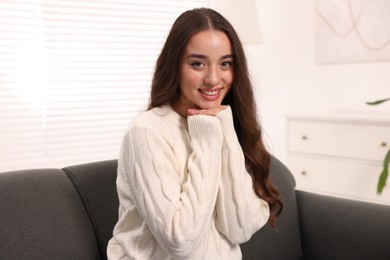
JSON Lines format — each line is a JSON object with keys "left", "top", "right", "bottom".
{"left": 240, "top": 156, "right": 303, "bottom": 260}
{"left": 63, "top": 160, "right": 119, "bottom": 260}
{"left": 0, "top": 169, "right": 100, "bottom": 260}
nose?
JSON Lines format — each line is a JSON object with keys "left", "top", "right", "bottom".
{"left": 204, "top": 67, "right": 220, "bottom": 86}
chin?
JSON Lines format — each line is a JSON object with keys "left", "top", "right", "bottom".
{"left": 202, "top": 100, "right": 224, "bottom": 109}
{"left": 200, "top": 104, "right": 221, "bottom": 109}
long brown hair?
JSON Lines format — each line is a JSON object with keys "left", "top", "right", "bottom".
{"left": 148, "top": 8, "right": 282, "bottom": 226}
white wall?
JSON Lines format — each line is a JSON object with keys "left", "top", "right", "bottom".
{"left": 244, "top": 0, "right": 390, "bottom": 163}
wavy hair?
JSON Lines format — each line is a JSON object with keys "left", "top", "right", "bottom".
{"left": 148, "top": 8, "right": 282, "bottom": 227}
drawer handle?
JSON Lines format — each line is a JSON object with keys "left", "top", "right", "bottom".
{"left": 381, "top": 142, "right": 388, "bottom": 147}
{"left": 301, "top": 135, "right": 308, "bottom": 140}
{"left": 301, "top": 170, "right": 307, "bottom": 176}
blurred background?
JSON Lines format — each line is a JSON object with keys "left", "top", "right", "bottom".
{"left": 1, "top": 0, "right": 389, "bottom": 203}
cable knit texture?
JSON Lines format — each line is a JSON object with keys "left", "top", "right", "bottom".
{"left": 107, "top": 105, "right": 269, "bottom": 260}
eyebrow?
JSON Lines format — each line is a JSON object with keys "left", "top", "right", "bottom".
{"left": 186, "top": 54, "right": 234, "bottom": 59}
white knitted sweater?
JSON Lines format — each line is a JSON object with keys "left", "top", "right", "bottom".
{"left": 107, "top": 105, "right": 269, "bottom": 260}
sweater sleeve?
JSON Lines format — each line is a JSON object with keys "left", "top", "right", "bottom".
{"left": 118, "top": 115, "right": 223, "bottom": 259}
{"left": 214, "top": 106, "right": 270, "bottom": 244}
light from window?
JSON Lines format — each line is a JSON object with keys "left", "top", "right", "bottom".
{"left": 0, "top": 0, "right": 214, "bottom": 171}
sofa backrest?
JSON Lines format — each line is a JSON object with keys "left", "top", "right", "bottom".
{"left": 0, "top": 156, "right": 302, "bottom": 260}
{"left": 63, "top": 160, "right": 119, "bottom": 260}
{"left": 297, "top": 190, "right": 390, "bottom": 260}
{"left": 0, "top": 169, "right": 100, "bottom": 260}
{"left": 240, "top": 156, "right": 303, "bottom": 260}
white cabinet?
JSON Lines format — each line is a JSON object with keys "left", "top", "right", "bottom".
{"left": 286, "top": 113, "right": 390, "bottom": 205}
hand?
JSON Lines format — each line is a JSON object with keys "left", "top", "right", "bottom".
{"left": 187, "top": 106, "right": 227, "bottom": 116}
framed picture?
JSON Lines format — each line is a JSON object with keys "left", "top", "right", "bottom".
{"left": 315, "top": 0, "right": 390, "bottom": 63}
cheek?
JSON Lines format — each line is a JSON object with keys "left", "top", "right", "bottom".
{"left": 224, "top": 71, "right": 234, "bottom": 87}
{"left": 223, "top": 72, "right": 233, "bottom": 97}
{"left": 181, "top": 70, "right": 203, "bottom": 88}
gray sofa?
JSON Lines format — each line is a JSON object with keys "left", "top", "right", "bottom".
{"left": 1, "top": 156, "right": 390, "bottom": 260}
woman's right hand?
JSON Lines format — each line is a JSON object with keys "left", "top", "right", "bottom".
{"left": 187, "top": 106, "right": 227, "bottom": 117}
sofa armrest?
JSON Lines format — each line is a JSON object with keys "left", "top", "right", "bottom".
{"left": 296, "top": 190, "right": 390, "bottom": 260}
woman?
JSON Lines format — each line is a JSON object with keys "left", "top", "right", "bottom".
{"left": 107, "top": 8, "right": 282, "bottom": 260}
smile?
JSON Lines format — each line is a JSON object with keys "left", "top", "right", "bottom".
{"left": 199, "top": 89, "right": 220, "bottom": 96}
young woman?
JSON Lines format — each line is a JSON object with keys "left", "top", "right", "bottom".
{"left": 107, "top": 8, "right": 282, "bottom": 260}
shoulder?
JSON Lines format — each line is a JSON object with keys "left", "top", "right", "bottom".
{"left": 126, "top": 105, "right": 184, "bottom": 136}
{"left": 132, "top": 107, "right": 166, "bottom": 125}
{"left": 121, "top": 106, "right": 184, "bottom": 153}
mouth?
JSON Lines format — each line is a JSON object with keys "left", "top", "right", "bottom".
{"left": 199, "top": 89, "right": 220, "bottom": 96}
{"left": 198, "top": 88, "right": 222, "bottom": 102}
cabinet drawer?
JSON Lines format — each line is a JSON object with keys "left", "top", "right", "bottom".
{"left": 288, "top": 155, "right": 390, "bottom": 204}
{"left": 288, "top": 120, "right": 390, "bottom": 161}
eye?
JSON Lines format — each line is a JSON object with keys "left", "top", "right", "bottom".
{"left": 191, "top": 61, "right": 205, "bottom": 70}
{"left": 221, "top": 61, "right": 233, "bottom": 69}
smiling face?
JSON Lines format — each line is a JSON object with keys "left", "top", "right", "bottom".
{"left": 174, "top": 30, "right": 234, "bottom": 117}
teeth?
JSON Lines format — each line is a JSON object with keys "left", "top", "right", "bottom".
{"left": 200, "top": 90, "right": 219, "bottom": 95}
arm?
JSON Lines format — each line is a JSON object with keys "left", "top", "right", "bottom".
{"left": 214, "top": 106, "right": 270, "bottom": 244}
{"left": 119, "top": 115, "right": 223, "bottom": 258}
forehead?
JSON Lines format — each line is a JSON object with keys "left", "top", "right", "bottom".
{"left": 184, "top": 30, "right": 232, "bottom": 56}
